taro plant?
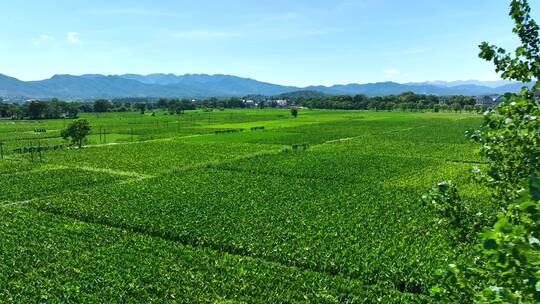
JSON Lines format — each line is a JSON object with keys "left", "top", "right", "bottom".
{"left": 422, "top": 181, "right": 485, "bottom": 243}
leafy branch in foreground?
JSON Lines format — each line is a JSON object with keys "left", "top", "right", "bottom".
{"left": 431, "top": 178, "right": 539, "bottom": 303}
{"left": 475, "top": 177, "right": 539, "bottom": 303}
{"left": 466, "top": 93, "right": 539, "bottom": 203}
{"left": 425, "top": 0, "right": 540, "bottom": 302}
{"left": 475, "top": 0, "right": 540, "bottom": 203}
{"left": 479, "top": 0, "right": 540, "bottom": 84}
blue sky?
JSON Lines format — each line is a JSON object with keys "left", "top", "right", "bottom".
{"left": 0, "top": 0, "right": 536, "bottom": 86}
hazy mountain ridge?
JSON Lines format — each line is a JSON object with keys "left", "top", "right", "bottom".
{"left": 407, "top": 80, "right": 516, "bottom": 88}
{"left": 0, "top": 73, "right": 528, "bottom": 100}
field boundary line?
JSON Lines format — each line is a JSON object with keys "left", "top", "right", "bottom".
{"left": 46, "top": 164, "right": 153, "bottom": 180}
{"left": 320, "top": 126, "right": 426, "bottom": 146}
{"left": 324, "top": 137, "right": 358, "bottom": 144}
{"left": 0, "top": 168, "right": 146, "bottom": 208}
{"left": 159, "top": 147, "right": 288, "bottom": 177}
{"left": 0, "top": 133, "right": 209, "bottom": 160}
{"left": 0, "top": 199, "right": 34, "bottom": 208}
{"left": 214, "top": 165, "right": 350, "bottom": 183}
{"left": 31, "top": 205, "right": 428, "bottom": 298}
{"left": 0, "top": 167, "right": 44, "bottom": 176}
{"left": 321, "top": 149, "right": 487, "bottom": 165}
{"left": 76, "top": 133, "right": 208, "bottom": 149}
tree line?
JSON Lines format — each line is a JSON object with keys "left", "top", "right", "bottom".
{"left": 0, "top": 92, "right": 508, "bottom": 120}
{"left": 0, "top": 98, "right": 79, "bottom": 119}
{"left": 290, "top": 92, "right": 502, "bottom": 112}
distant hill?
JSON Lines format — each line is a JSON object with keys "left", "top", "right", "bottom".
{"left": 407, "top": 80, "right": 516, "bottom": 88}
{"left": 303, "top": 81, "right": 528, "bottom": 96}
{"left": 0, "top": 74, "right": 48, "bottom": 97}
{"left": 120, "top": 73, "right": 297, "bottom": 96}
{"left": 0, "top": 73, "right": 528, "bottom": 101}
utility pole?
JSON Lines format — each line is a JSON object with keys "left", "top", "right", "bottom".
{"left": 131, "top": 127, "right": 133, "bottom": 141}
{"left": 0, "top": 141, "right": 3, "bottom": 159}
{"left": 29, "top": 141, "right": 34, "bottom": 163}
{"left": 37, "top": 140, "right": 42, "bottom": 162}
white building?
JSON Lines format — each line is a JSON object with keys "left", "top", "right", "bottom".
{"left": 244, "top": 100, "right": 258, "bottom": 108}
{"left": 475, "top": 95, "right": 499, "bottom": 106}
{"left": 275, "top": 99, "right": 288, "bottom": 107}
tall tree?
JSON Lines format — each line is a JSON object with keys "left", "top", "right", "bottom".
{"left": 61, "top": 119, "right": 91, "bottom": 148}
{"left": 290, "top": 107, "right": 298, "bottom": 118}
{"left": 26, "top": 100, "right": 48, "bottom": 119}
{"left": 93, "top": 99, "right": 112, "bottom": 112}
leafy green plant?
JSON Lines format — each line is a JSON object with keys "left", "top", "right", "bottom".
{"left": 422, "top": 181, "right": 484, "bottom": 243}
{"left": 430, "top": 178, "right": 540, "bottom": 303}
{"left": 476, "top": 177, "right": 539, "bottom": 303}
{"left": 1, "top": 207, "right": 425, "bottom": 303}
{"left": 0, "top": 108, "right": 493, "bottom": 302}
{"left": 467, "top": 93, "right": 539, "bottom": 202}
{"left": 472, "top": 0, "right": 540, "bottom": 202}
{"left": 427, "top": 1, "right": 540, "bottom": 302}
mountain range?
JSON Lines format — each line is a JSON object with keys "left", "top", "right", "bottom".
{"left": 0, "top": 73, "right": 528, "bottom": 101}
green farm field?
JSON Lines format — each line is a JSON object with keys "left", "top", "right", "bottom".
{"left": 0, "top": 109, "right": 492, "bottom": 303}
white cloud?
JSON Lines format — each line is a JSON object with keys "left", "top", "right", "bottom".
{"left": 40, "top": 34, "right": 54, "bottom": 41}
{"left": 33, "top": 34, "right": 54, "bottom": 46}
{"left": 67, "top": 32, "right": 80, "bottom": 44}
{"left": 383, "top": 68, "right": 400, "bottom": 76}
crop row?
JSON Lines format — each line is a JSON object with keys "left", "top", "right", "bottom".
{"left": 0, "top": 159, "right": 37, "bottom": 174}
{"left": 41, "top": 140, "right": 284, "bottom": 175}
{"left": 0, "top": 207, "right": 431, "bottom": 303}
{"left": 30, "top": 164, "right": 471, "bottom": 294}
{"left": 186, "top": 114, "right": 481, "bottom": 153}
{"left": 0, "top": 167, "right": 126, "bottom": 203}
{"left": 0, "top": 110, "right": 486, "bottom": 302}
